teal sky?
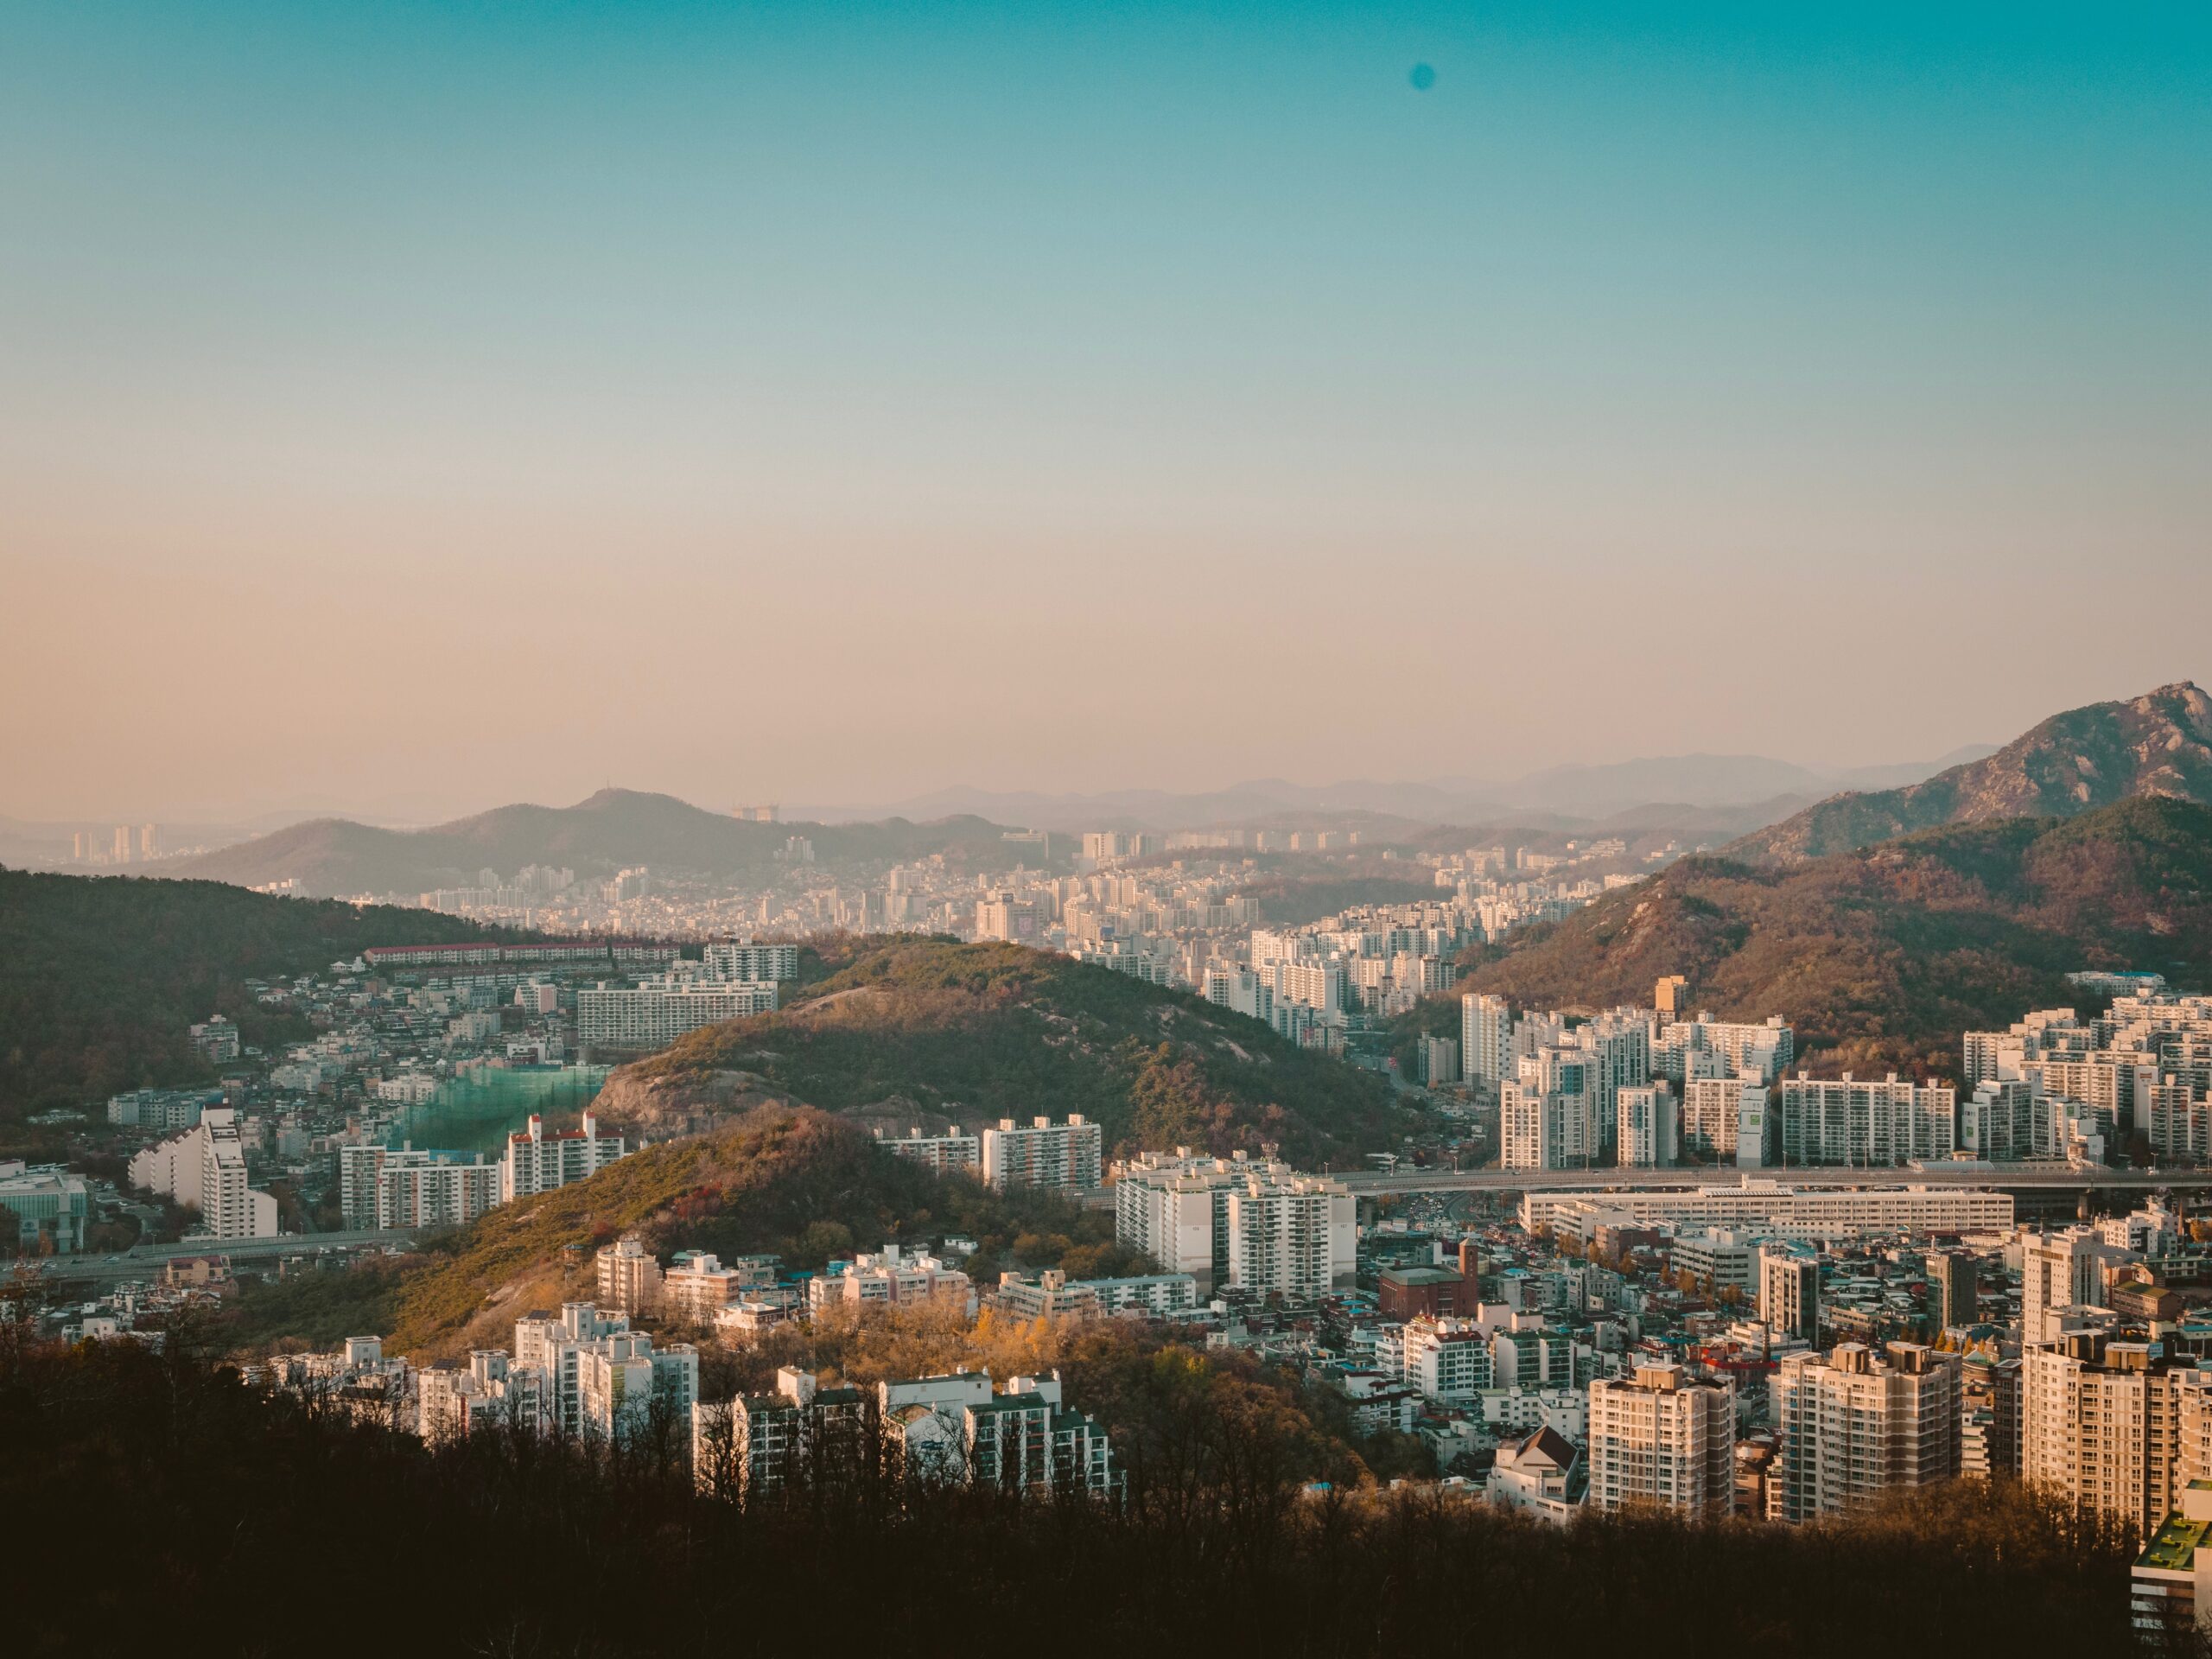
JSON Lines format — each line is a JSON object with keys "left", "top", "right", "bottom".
{"left": 3, "top": 3, "right": 2208, "bottom": 818}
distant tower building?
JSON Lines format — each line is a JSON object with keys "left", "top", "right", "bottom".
{"left": 140, "top": 823, "right": 160, "bottom": 859}
{"left": 1759, "top": 1249, "right": 1821, "bottom": 1342}
{"left": 1460, "top": 993, "right": 1512, "bottom": 1094}
{"left": 112, "top": 825, "right": 132, "bottom": 864}
{"left": 732, "top": 804, "right": 779, "bottom": 822}
{"left": 1655, "top": 974, "right": 1692, "bottom": 1021}
{"left": 73, "top": 830, "right": 89, "bottom": 862}
{"left": 1931, "top": 1250, "right": 1978, "bottom": 1329}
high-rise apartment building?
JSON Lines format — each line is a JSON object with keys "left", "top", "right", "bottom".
{"left": 1461, "top": 993, "right": 1512, "bottom": 1094}
{"left": 1617, "top": 1082, "right": 1677, "bottom": 1167}
{"left": 981, "top": 1116, "right": 1103, "bottom": 1194}
{"left": 1929, "top": 1250, "right": 1978, "bottom": 1329}
{"left": 2022, "top": 1333, "right": 2212, "bottom": 1535}
{"left": 596, "top": 1235, "right": 664, "bottom": 1315}
{"left": 130, "top": 1109, "right": 277, "bottom": 1239}
{"left": 874, "top": 1125, "right": 982, "bottom": 1175}
{"left": 1758, "top": 1249, "right": 1821, "bottom": 1343}
{"left": 699, "top": 941, "right": 798, "bottom": 982}
{"left": 1961, "top": 1357, "right": 2023, "bottom": 1479}
{"left": 1683, "top": 1077, "right": 1771, "bottom": 1166}
{"left": 1224, "top": 1174, "right": 1357, "bottom": 1300}
{"left": 1769, "top": 1342, "right": 1961, "bottom": 1522}
{"left": 2020, "top": 1226, "right": 2120, "bottom": 1347}
{"left": 1586, "top": 1361, "right": 1735, "bottom": 1518}
{"left": 1776, "top": 1073, "right": 1958, "bottom": 1166}
{"left": 575, "top": 977, "right": 778, "bottom": 1050}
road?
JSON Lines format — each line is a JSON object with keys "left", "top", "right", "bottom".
{"left": 1336, "top": 1164, "right": 2212, "bottom": 1197}
{"left": 33, "top": 1229, "right": 423, "bottom": 1287}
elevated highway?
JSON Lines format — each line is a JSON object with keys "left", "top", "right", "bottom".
{"left": 1338, "top": 1164, "right": 2212, "bottom": 1198}
{"left": 30, "top": 1229, "right": 421, "bottom": 1289}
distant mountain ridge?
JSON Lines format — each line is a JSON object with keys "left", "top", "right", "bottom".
{"left": 168, "top": 789, "right": 1025, "bottom": 897}
{"left": 1730, "top": 683, "right": 2212, "bottom": 864}
{"left": 791, "top": 747, "right": 1995, "bottom": 830}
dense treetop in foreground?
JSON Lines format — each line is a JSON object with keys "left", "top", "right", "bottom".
{"left": 1415, "top": 798, "right": 2212, "bottom": 1080}
{"left": 607, "top": 938, "right": 1414, "bottom": 1163}
{"left": 0, "top": 870, "right": 508, "bottom": 1122}
{"left": 0, "top": 1326, "right": 2162, "bottom": 1659}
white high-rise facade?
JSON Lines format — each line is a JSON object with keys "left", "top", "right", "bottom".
{"left": 1224, "top": 1175, "right": 1356, "bottom": 1299}
{"left": 981, "top": 1116, "right": 1103, "bottom": 1194}
{"left": 1769, "top": 1342, "right": 1961, "bottom": 1522}
{"left": 1776, "top": 1074, "right": 1957, "bottom": 1166}
{"left": 1460, "top": 993, "right": 1512, "bottom": 1093}
{"left": 2022, "top": 1334, "right": 2212, "bottom": 1535}
{"left": 1617, "top": 1082, "right": 1677, "bottom": 1167}
{"left": 1586, "top": 1361, "right": 1734, "bottom": 1518}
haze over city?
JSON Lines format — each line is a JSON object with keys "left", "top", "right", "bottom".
{"left": 11, "top": 11, "right": 2212, "bottom": 1656}
{"left": 5, "top": 3, "right": 2209, "bottom": 821}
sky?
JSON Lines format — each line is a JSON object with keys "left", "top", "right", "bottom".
{"left": 3, "top": 2, "right": 2208, "bottom": 823}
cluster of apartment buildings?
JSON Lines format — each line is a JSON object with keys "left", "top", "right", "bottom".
{"left": 1473, "top": 980, "right": 2212, "bottom": 1174}
{"left": 1961, "top": 992, "right": 2212, "bottom": 1167}
{"left": 336, "top": 1110, "right": 634, "bottom": 1230}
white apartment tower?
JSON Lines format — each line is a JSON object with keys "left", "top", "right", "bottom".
{"left": 2020, "top": 1226, "right": 2119, "bottom": 1347}
{"left": 1617, "top": 1082, "right": 1678, "bottom": 1168}
{"left": 1770, "top": 1342, "right": 1961, "bottom": 1522}
{"left": 2022, "top": 1333, "right": 2212, "bottom": 1535}
{"left": 1586, "top": 1361, "right": 1735, "bottom": 1519}
{"left": 500, "top": 1112, "right": 628, "bottom": 1203}
{"left": 1461, "top": 993, "right": 1512, "bottom": 1094}
{"left": 1224, "top": 1174, "right": 1357, "bottom": 1299}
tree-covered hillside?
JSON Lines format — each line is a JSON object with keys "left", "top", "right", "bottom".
{"left": 219, "top": 1104, "right": 1147, "bottom": 1357}
{"left": 1405, "top": 798, "right": 2212, "bottom": 1080}
{"left": 0, "top": 870, "right": 509, "bottom": 1123}
{"left": 603, "top": 938, "right": 1415, "bottom": 1164}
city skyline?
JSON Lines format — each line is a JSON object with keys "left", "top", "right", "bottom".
{"left": 5, "top": 3, "right": 2209, "bottom": 819}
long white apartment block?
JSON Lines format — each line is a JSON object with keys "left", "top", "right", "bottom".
{"left": 339, "top": 1144, "right": 499, "bottom": 1230}
{"left": 981, "top": 1116, "right": 1103, "bottom": 1194}
{"left": 576, "top": 976, "right": 779, "bottom": 1049}
{"left": 1524, "top": 1177, "right": 2014, "bottom": 1243}
{"left": 874, "top": 1124, "right": 982, "bottom": 1175}
{"left": 700, "top": 941, "right": 799, "bottom": 982}
{"left": 1776, "top": 1073, "right": 1958, "bottom": 1166}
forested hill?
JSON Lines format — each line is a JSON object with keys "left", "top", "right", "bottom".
{"left": 0, "top": 870, "right": 507, "bottom": 1123}
{"left": 597, "top": 938, "right": 1414, "bottom": 1165}
{"left": 1433, "top": 797, "right": 2212, "bottom": 1080}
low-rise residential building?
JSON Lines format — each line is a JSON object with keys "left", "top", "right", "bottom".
{"left": 499, "top": 1111, "right": 628, "bottom": 1202}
